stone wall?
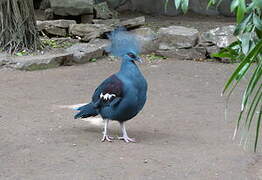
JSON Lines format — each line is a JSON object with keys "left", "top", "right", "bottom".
{"left": 110, "top": 0, "right": 233, "bottom": 16}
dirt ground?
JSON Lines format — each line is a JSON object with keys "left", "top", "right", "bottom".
{"left": 0, "top": 58, "right": 262, "bottom": 180}
{"left": 1, "top": 11, "right": 261, "bottom": 180}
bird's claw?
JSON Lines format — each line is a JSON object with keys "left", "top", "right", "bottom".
{"left": 101, "top": 135, "right": 114, "bottom": 142}
{"left": 118, "top": 136, "right": 136, "bottom": 143}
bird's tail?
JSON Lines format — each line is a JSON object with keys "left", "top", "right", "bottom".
{"left": 74, "top": 103, "right": 98, "bottom": 119}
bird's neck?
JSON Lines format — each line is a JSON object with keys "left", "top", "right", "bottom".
{"left": 119, "top": 59, "right": 141, "bottom": 78}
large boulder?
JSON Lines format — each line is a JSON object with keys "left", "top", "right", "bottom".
{"left": 69, "top": 24, "right": 113, "bottom": 41}
{"left": 157, "top": 47, "right": 206, "bottom": 60}
{"left": 12, "top": 51, "right": 73, "bottom": 70}
{"left": 66, "top": 39, "right": 110, "bottom": 64}
{"left": 158, "top": 26, "right": 199, "bottom": 50}
{"left": 92, "top": 16, "right": 145, "bottom": 29}
{"left": 131, "top": 27, "right": 158, "bottom": 54}
{"left": 94, "top": 2, "right": 118, "bottom": 19}
{"left": 69, "top": 16, "right": 145, "bottom": 41}
{"left": 120, "top": 16, "right": 145, "bottom": 29}
{"left": 37, "top": 20, "right": 76, "bottom": 37}
{"left": 50, "top": 0, "right": 94, "bottom": 16}
{"left": 92, "top": 19, "right": 121, "bottom": 26}
{"left": 200, "top": 25, "right": 237, "bottom": 48}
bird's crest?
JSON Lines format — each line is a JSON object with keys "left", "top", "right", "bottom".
{"left": 106, "top": 27, "right": 141, "bottom": 57}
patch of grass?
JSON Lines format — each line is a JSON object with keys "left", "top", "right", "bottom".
{"left": 42, "top": 39, "right": 73, "bottom": 49}
{"left": 89, "top": 58, "right": 97, "bottom": 62}
{"left": 15, "top": 50, "right": 29, "bottom": 56}
{"left": 143, "top": 53, "right": 167, "bottom": 62}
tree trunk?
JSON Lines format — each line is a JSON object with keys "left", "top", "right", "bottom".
{"left": 0, "top": 0, "right": 41, "bottom": 53}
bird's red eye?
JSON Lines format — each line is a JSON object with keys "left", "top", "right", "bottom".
{"left": 127, "top": 53, "right": 136, "bottom": 59}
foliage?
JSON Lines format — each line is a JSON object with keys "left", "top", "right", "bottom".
{"left": 15, "top": 50, "right": 29, "bottom": 56}
{"left": 144, "top": 53, "right": 167, "bottom": 62}
{"left": 89, "top": 58, "right": 97, "bottom": 62}
{"left": 211, "top": 0, "right": 262, "bottom": 152}
{"left": 164, "top": 0, "right": 189, "bottom": 13}
{"left": 41, "top": 39, "right": 73, "bottom": 49}
{"left": 169, "top": 0, "right": 262, "bottom": 151}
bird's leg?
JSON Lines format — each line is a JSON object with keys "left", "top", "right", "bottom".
{"left": 118, "top": 122, "right": 136, "bottom": 143}
{"left": 101, "top": 119, "right": 113, "bottom": 142}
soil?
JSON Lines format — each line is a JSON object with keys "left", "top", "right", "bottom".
{"left": 0, "top": 58, "right": 261, "bottom": 180}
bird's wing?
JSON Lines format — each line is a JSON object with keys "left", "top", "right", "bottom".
{"left": 92, "top": 75, "right": 124, "bottom": 108}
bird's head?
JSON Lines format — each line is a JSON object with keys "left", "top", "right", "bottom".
{"left": 123, "top": 51, "right": 142, "bottom": 63}
{"left": 106, "top": 27, "right": 142, "bottom": 63}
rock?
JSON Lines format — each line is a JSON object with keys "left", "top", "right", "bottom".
{"left": 218, "top": 0, "right": 235, "bottom": 17}
{"left": 92, "top": 19, "right": 120, "bottom": 26}
{"left": 0, "top": 53, "right": 12, "bottom": 67}
{"left": 37, "top": 20, "right": 77, "bottom": 30}
{"left": 200, "top": 25, "right": 236, "bottom": 48}
{"left": 12, "top": 51, "right": 73, "bottom": 70}
{"left": 69, "top": 24, "right": 113, "bottom": 41}
{"left": 189, "top": 0, "right": 219, "bottom": 15}
{"left": 50, "top": 0, "right": 94, "bottom": 16}
{"left": 37, "top": 20, "right": 76, "bottom": 37}
{"left": 205, "top": 45, "right": 220, "bottom": 57}
{"left": 156, "top": 47, "right": 206, "bottom": 60}
{"left": 44, "top": 27, "right": 67, "bottom": 37}
{"left": 81, "top": 14, "right": 94, "bottom": 23}
{"left": 66, "top": 39, "right": 110, "bottom": 64}
{"left": 158, "top": 26, "right": 199, "bottom": 50}
{"left": 92, "top": 16, "right": 145, "bottom": 29}
{"left": 120, "top": 16, "right": 145, "bottom": 29}
{"left": 40, "top": 0, "right": 51, "bottom": 10}
{"left": 44, "top": 8, "right": 54, "bottom": 20}
{"left": 94, "top": 2, "right": 118, "bottom": 19}
{"left": 131, "top": 27, "right": 158, "bottom": 53}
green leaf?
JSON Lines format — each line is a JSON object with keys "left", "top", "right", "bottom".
{"left": 254, "top": 106, "right": 262, "bottom": 152}
{"left": 15, "top": 52, "right": 23, "bottom": 56}
{"left": 174, "top": 0, "right": 182, "bottom": 9}
{"left": 223, "top": 39, "right": 262, "bottom": 94}
{"left": 236, "top": 0, "right": 246, "bottom": 24}
{"left": 239, "top": 33, "right": 251, "bottom": 55}
{"left": 207, "top": 0, "right": 216, "bottom": 8}
{"left": 253, "top": 13, "right": 262, "bottom": 30}
{"left": 164, "top": 0, "right": 169, "bottom": 12}
{"left": 181, "top": 0, "right": 189, "bottom": 13}
{"left": 231, "top": 0, "right": 239, "bottom": 12}
{"left": 234, "top": 13, "right": 252, "bottom": 36}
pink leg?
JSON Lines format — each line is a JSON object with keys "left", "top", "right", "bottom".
{"left": 118, "top": 122, "right": 136, "bottom": 143}
{"left": 101, "top": 119, "right": 113, "bottom": 142}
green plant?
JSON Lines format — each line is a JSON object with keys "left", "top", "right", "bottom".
{"left": 164, "top": 0, "right": 189, "bottom": 13}
{"left": 89, "top": 58, "right": 97, "bottom": 62}
{"left": 144, "top": 53, "right": 167, "bottom": 62}
{"left": 15, "top": 50, "right": 29, "bottom": 56}
{"left": 42, "top": 39, "right": 73, "bottom": 49}
{"left": 168, "top": 0, "right": 262, "bottom": 151}
{"left": 211, "top": 0, "right": 262, "bottom": 152}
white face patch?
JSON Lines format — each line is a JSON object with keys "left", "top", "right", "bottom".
{"left": 100, "top": 93, "right": 116, "bottom": 100}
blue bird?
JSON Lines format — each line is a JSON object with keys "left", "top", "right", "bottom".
{"left": 74, "top": 28, "right": 148, "bottom": 142}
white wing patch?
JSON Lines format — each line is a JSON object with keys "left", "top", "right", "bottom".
{"left": 100, "top": 93, "right": 116, "bottom": 100}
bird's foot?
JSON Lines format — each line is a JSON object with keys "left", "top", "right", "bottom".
{"left": 101, "top": 135, "right": 114, "bottom": 142}
{"left": 118, "top": 135, "right": 136, "bottom": 143}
